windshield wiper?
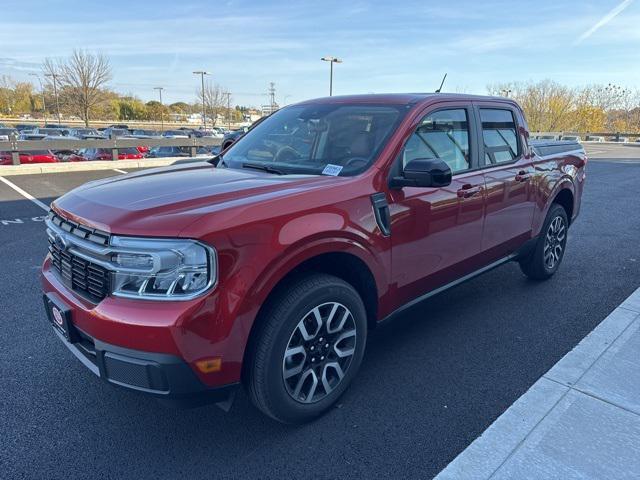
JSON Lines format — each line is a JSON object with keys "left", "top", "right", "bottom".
{"left": 241, "top": 162, "right": 285, "bottom": 175}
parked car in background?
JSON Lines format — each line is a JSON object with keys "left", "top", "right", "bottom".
{"left": 30, "top": 127, "right": 65, "bottom": 136}
{"left": 103, "top": 127, "right": 130, "bottom": 139}
{"left": 191, "top": 129, "right": 221, "bottom": 138}
{"left": 586, "top": 136, "right": 605, "bottom": 142}
{"left": 108, "top": 124, "right": 129, "bottom": 130}
{"left": 162, "top": 130, "right": 190, "bottom": 138}
{"left": 130, "top": 129, "right": 162, "bottom": 138}
{"left": 67, "top": 128, "right": 104, "bottom": 139}
{"left": 220, "top": 116, "right": 269, "bottom": 150}
{"left": 14, "top": 124, "right": 35, "bottom": 132}
{"left": 44, "top": 123, "right": 70, "bottom": 129}
{"left": 561, "top": 135, "right": 581, "bottom": 142}
{"left": 69, "top": 147, "right": 144, "bottom": 161}
{"left": 537, "top": 134, "right": 557, "bottom": 140}
{"left": 610, "top": 137, "right": 629, "bottom": 143}
{"left": 18, "top": 133, "right": 47, "bottom": 140}
{"left": 147, "top": 146, "right": 213, "bottom": 158}
{"left": 42, "top": 93, "right": 586, "bottom": 423}
{"left": 0, "top": 127, "right": 18, "bottom": 141}
{"left": 1, "top": 149, "right": 58, "bottom": 165}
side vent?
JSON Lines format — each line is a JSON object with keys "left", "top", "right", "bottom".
{"left": 370, "top": 192, "right": 391, "bottom": 237}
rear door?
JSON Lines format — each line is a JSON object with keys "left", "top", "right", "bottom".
{"left": 473, "top": 103, "right": 536, "bottom": 258}
{"left": 388, "top": 103, "right": 487, "bottom": 306}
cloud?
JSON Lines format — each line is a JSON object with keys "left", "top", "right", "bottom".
{"left": 575, "top": 0, "right": 635, "bottom": 44}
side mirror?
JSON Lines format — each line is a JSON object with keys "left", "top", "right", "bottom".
{"left": 390, "top": 158, "right": 452, "bottom": 188}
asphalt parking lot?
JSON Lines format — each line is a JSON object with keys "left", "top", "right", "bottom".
{"left": 1, "top": 145, "right": 639, "bottom": 479}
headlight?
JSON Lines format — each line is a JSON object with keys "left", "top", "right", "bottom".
{"left": 109, "top": 236, "right": 216, "bottom": 300}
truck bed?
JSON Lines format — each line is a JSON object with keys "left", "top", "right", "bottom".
{"left": 530, "top": 140, "right": 584, "bottom": 157}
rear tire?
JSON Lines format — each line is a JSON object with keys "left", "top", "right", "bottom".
{"left": 519, "top": 203, "right": 568, "bottom": 280}
{"left": 246, "top": 273, "right": 367, "bottom": 424}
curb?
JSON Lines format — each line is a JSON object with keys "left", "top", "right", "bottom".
{"left": 0, "top": 157, "right": 207, "bottom": 176}
{"left": 435, "top": 286, "right": 640, "bottom": 479}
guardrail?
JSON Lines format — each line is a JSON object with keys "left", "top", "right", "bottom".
{"left": 534, "top": 131, "right": 640, "bottom": 141}
{"left": 0, "top": 137, "right": 222, "bottom": 165}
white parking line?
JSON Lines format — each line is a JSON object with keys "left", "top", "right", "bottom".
{"left": 0, "top": 176, "right": 49, "bottom": 212}
{"left": 113, "top": 169, "right": 127, "bottom": 174}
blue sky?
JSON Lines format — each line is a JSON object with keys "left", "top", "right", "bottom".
{"left": 1, "top": 0, "right": 638, "bottom": 106}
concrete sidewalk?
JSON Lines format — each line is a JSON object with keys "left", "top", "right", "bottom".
{"left": 436, "top": 287, "right": 640, "bottom": 480}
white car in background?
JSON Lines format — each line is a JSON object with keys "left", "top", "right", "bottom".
{"left": 586, "top": 136, "right": 605, "bottom": 142}
{"left": 0, "top": 127, "right": 18, "bottom": 142}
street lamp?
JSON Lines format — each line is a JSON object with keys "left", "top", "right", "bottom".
{"left": 29, "top": 73, "right": 47, "bottom": 125}
{"left": 223, "top": 91, "right": 231, "bottom": 131}
{"left": 283, "top": 94, "right": 292, "bottom": 106}
{"left": 44, "top": 72, "right": 62, "bottom": 125}
{"left": 320, "top": 56, "right": 342, "bottom": 96}
{"left": 193, "top": 71, "right": 210, "bottom": 130}
{"left": 154, "top": 87, "right": 164, "bottom": 131}
{"left": 501, "top": 88, "right": 512, "bottom": 98}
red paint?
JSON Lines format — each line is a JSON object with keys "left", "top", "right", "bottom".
{"left": 1, "top": 150, "right": 59, "bottom": 164}
{"left": 41, "top": 94, "right": 586, "bottom": 388}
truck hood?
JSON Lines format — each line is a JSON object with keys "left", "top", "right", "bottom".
{"left": 52, "top": 162, "right": 343, "bottom": 236}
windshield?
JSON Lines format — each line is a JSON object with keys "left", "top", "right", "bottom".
{"left": 222, "top": 103, "right": 407, "bottom": 176}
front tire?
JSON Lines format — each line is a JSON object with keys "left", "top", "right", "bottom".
{"left": 519, "top": 203, "right": 569, "bottom": 280}
{"left": 246, "top": 273, "right": 367, "bottom": 424}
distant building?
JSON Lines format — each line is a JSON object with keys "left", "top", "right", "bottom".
{"left": 261, "top": 104, "right": 279, "bottom": 116}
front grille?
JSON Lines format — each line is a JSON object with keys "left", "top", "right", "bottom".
{"left": 48, "top": 212, "right": 111, "bottom": 303}
{"left": 49, "top": 212, "right": 110, "bottom": 246}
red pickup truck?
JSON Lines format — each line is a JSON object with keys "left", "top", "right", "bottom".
{"left": 41, "top": 94, "right": 586, "bottom": 423}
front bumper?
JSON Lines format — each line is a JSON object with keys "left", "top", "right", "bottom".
{"left": 45, "top": 296, "right": 238, "bottom": 407}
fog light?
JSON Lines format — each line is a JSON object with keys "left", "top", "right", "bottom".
{"left": 195, "top": 357, "right": 222, "bottom": 373}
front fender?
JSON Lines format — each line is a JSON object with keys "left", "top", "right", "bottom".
{"left": 241, "top": 231, "right": 388, "bottom": 332}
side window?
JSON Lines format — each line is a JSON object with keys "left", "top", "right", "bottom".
{"left": 480, "top": 109, "right": 520, "bottom": 164}
{"left": 401, "top": 109, "right": 470, "bottom": 174}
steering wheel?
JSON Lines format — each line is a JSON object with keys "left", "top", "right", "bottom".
{"left": 344, "top": 157, "right": 369, "bottom": 169}
{"left": 274, "top": 145, "right": 302, "bottom": 163}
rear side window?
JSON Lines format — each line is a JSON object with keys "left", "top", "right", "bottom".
{"left": 401, "top": 108, "right": 470, "bottom": 173}
{"left": 480, "top": 109, "right": 520, "bottom": 164}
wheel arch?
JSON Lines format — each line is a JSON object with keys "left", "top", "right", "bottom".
{"left": 551, "top": 187, "right": 574, "bottom": 225}
{"left": 240, "top": 243, "right": 384, "bottom": 382}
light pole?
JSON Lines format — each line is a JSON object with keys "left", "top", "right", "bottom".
{"left": 283, "top": 94, "right": 292, "bottom": 105}
{"left": 321, "top": 56, "right": 342, "bottom": 96}
{"left": 193, "top": 71, "right": 210, "bottom": 130}
{"left": 154, "top": 87, "right": 164, "bottom": 131}
{"left": 501, "top": 88, "right": 512, "bottom": 98}
{"left": 223, "top": 91, "right": 231, "bottom": 131}
{"left": 29, "top": 73, "right": 47, "bottom": 125}
{"left": 44, "top": 72, "right": 62, "bottom": 125}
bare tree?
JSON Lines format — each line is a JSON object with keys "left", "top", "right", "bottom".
{"left": 44, "top": 50, "right": 112, "bottom": 126}
{"left": 196, "top": 81, "right": 228, "bottom": 127}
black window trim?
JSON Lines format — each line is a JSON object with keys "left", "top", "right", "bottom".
{"left": 473, "top": 103, "right": 524, "bottom": 169}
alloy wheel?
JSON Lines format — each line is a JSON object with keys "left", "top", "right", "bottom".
{"left": 544, "top": 215, "right": 566, "bottom": 270}
{"left": 282, "top": 302, "right": 357, "bottom": 404}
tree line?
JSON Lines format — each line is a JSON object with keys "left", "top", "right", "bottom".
{"left": 487, "top": 80, "right": 640, "bottom": 133}
{"left": 0, "top": 50, "right": 244, "bottom": 126}
{"left": 1, "top": 50, "right": 639, "bottom": 133}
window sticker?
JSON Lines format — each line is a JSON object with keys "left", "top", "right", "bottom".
{"left": 322, "top": 164, "right": 343, "bottom": 176}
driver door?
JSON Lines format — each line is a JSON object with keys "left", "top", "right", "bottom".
{"left": 387, "top": 104, "right": 487, "bottom": 307}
